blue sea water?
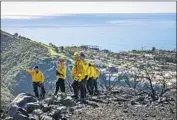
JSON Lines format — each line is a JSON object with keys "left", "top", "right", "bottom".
{"left": 1, "top": 13, "right": 176, "bottom": 52}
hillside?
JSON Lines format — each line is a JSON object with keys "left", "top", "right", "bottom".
{"left": 1, "top": 31, "right": 176, "bottom": 120}
{"left": 1, "top": 31, "right": 75, "bottom": 109}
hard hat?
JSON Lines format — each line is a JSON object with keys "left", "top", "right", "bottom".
{"left": 73, "top": 52, "right": 79, "bottom": 57}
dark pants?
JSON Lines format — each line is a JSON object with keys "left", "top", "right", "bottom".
{"left": 55, "top": 78, "right": 65, "bottom": 95}
{"left": 93, "top": 78, "right": 98, "bottom": 94}
{"left": 33, "top": 82, "right": 45, "bottom": 98}
{"left": 72, "top": 80, "right": 79, "bottom": 99}
{"left": 81, "top": 79, "right": 87, "bottom": 98}
{"left": 86, "top": 78, "right": 93, "bottom": 95}
{"left": 72, "top": 79, "right": 86, "bottom": 99}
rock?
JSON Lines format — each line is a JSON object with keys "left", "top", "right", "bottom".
{"left": 24, "top": 102, "right": 40, "bottom": 113}
{"left": 8, "top": 93, "right": 37, "bottom": 117}
{"left": 57, "top": 106, "right": 67, "bottom": 114}
{"left": 145, "top": 114, "right": 149, "bottom": 117}
{"left": 5, "top": 117, "right": 13, "bottom": 120}
{"left": 142, "top": 99, "right": 149, "bottom": 105}
{"left": 45, "top": 98, "right": 53, "bottom": 105}
{"left": 151, "top": 114, "right": 156, "bottom": 117}
{"left": 13, "top": 112, "right": 29, "bottom": 120}
{"left": 29, "top": 114, "right": 39, "bottom": 120}
{"left": 10, "top": 93, "right": 37, "bottom": 107}
{"left": 31, "top": 109, "right": 43, "bottom": 116}
{"left": 123, "top": 109, "right": 128, "bottom": 113}
{"left": 68, "top": 107, "right": 75, "bottom": 113}
{"left": 17, "top": 108, "right": 29, "bottom": 117}
{"left": 41, "top": 104, "right": 50, "bottom": 112}
{"left": 113, "top": 96, "right": 128, "bottom": 102}
{"left": 49, "top": 105, "right": 58, "bottom": 110}
{"left": 48, "top": 106, "right": 67, "bottom": 119}
{"left": 0, "top": 112, "right": 6, "bottom": 119}
{"left": 0, "top": 109, "right": 6, "bottom": 119}
{"left": 163, "top": 102, "right": 168, "bottom": 104}
{"left": 136, "top": 96, "right": 145, "bottom": 102}
{"left": 8, "top": 104, "right": 20, "bottom": 117}
{"left": 60, "top": 96, "right": 76, "bottom": 107}
{"left": 111, "top": 90, "right": 120, "bottom": 94}
{"left": 8, "top": 107, "right": 29, "bottom": 119}
{"left": 161, "top": 97, "right": 167, "bottom": 102}
{"left": 61, "top": 118, "right": 67, "bottom": 120}
{"left": 48, "top": 109, "right": 62, "bottom": 120}
{"left": 121, "top": 94, "right": 133, "bottom": 99}
{"left": 40, "top": 113, "right": 55, "bottom": 120}
{"left": 130, "top": 100, "right": 136, "bottom": 105}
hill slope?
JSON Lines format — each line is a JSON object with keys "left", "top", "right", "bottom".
{"left": 1, "top": 31, "right": 75, "bottom": 108}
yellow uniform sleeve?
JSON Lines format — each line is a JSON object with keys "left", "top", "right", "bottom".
{"left": 63, "top": 66, "right": 66, "bottom": 79}
{"left": 91, "top": 67, "right": 96, "bottom": 78}
{"left": 40, "top": 72, "right": 45, "bottom": 83}
{"left": 25, "top": 69, "right": 34, "bottom": 74}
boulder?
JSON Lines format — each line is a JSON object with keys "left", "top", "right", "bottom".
{"left": 113, "top": 96, "right": 128, "bottom": 102}
{"left": 40, "top": 113, "right": 55, "bottom": 120}
{"left": 31, "top": 109, "right": 43, "bottom": 116}
{"left": 60, "top": 96, "right": 76, "bottom": 107}
{"left": 29, "top": 114, "right": 39, "bottom": 120}
{"left": 49, "top": 105, "right": 58, "bottom": 110}
{"left": 48, "top": 109, "right": 62, "bottom": 120}
{"left": 5, "top": 117, "right": 13, "bottom": 120}
{"left": 48, "top": 106, "right": 67, "bottom": 119}
{"left": 123, "top": 109, "right": 128, "bottom": 113}
{"left": 130, "top": 100, "right": 137, "bottom": 105}
{"left": 13, "top": 112, "right": 29, "bottom": 120}
{"left": 68, "top": 107, "right": 75, "bottom": 113}
{"left": 10, "top": 93, "right": 37, "bottom": 107}
{"left": 136, "top": 96, "right": 145, "bottom": 102}
{"left": 9, "top": 105, "right": 29, "bottom": 118}
{"left": 24, "top": 102, "right": 40, "bottom": 113}
{"left": 41, "top": 104, "right": 50, "bottom": 112}
{"left": 8, "top": 104, "right": 20, "bottom": 117}
{"left": 8, "top": 93, "right": 37, "bottom": 117}
{"left": 57, "top": 106, "right": 67, "bottom": 114}
{"left": 45, "top": 98, "right": 53, "bottom": 105}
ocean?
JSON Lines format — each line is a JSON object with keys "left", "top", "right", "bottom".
{"left": 1, "top": 13, "right": 176, "bottom": 52}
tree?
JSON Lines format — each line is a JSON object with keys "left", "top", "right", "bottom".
{"left": 60, "top": 46, "right": 64, "bottom": 52}
{"left": 152, "top": 47, "right": 156, "bottom": 51}
{"left": 136, "top": 60, "right": 175, "bottom": 101}
{"left": 14, "top": 33, "right": 18, "bottom": 37}
{"left": 122, "top": 67, "right": 142, "bottom": 89}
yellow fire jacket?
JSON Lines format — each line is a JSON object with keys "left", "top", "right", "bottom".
{"left": 56, "top": 62, "right": 66, "bottom": 80}
{"left": 25, "top": 69, "right": 45, "bottom": 83}
{"left": 93, "top": 67, "right": 100, "bottom": 79}
{"left": 72, "top": 59, "right": 86, "bottom": 81}
{"left": 87, "top": 66, "right": 95, "bottom": 80}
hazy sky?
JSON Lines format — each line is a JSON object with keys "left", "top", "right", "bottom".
{"left": 2, "top": 2, "right": 176, "bottom": 19}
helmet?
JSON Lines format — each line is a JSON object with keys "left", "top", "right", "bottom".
{"left": 73, "top": 52, "right": 79, "bottom": 57}
{"left": 34, "top": 66, "right": 39, "bottom": 69}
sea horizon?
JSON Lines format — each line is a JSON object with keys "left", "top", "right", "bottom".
{"left": 1, "top": 13, "right": 176, "bottom": 52}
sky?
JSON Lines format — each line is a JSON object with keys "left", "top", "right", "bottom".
{"left": 1, "top": 2, "right": 176, "bottom": 19}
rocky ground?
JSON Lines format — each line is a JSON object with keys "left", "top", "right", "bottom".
{"left": 0, "top": 86, "right": 176, "bottom": 120}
